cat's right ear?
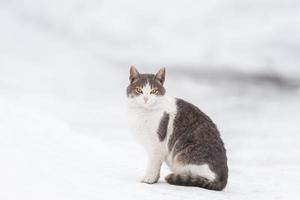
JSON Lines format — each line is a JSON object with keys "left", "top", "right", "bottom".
{"left": 129, "top": 65, "right": 140, "bottom": 84}
{"left": 155, "top": 67, "right": 166, "bottom": 85}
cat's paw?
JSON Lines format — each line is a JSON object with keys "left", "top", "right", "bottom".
{"left": 141, "top": 174, "right": 160, "bottom": 184}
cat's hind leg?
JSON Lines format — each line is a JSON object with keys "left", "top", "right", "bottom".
{"left": 165, "top": 161, "right": 226, "bottom": 190}
{"left": 170, "top": 161, "right": 216, "bottom": 181}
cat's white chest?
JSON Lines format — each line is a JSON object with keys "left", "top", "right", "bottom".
{"left": 128, "top": 108, "right": 164, "bottom": 153}
{"left": 127, "top": 96, "right": 177, "bottom": 157}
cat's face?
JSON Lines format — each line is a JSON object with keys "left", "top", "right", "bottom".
{"left": 127, "top": 66, "right": 166, "bottom": 108}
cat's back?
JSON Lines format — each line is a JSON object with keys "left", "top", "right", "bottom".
{"left": 174, "top": 98, "right": 218, "bottom": 133}
{"left": 170, "top": 98, "right": 226, "bottom": 156}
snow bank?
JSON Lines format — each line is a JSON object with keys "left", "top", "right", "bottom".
{"left": 2, "top": 0, "right": 300, "bottom": 76}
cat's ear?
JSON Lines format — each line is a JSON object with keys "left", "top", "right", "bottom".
{"left": 155, "top": 67, "right": 166, "bottom": 85}
{"left": 129, "top": 65, "right": 140, "bottom": 84}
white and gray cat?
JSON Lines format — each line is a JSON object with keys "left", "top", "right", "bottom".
{"left": 127, "top": 66, "right": 228, "bottom": 190}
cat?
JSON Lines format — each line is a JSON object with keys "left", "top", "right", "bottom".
{"left": 127, "top": 66, "right": 228, "bottom": 191}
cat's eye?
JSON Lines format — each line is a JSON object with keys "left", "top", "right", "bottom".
{"left": 150, "top": 88, "right": 158, "bottom": 94}
{"left": 135, "top": 87, "right": 143, "bottom": 94}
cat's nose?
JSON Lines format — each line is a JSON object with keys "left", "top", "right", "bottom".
{"left": 144, "top": 96, "right": 149, "bottom": 103}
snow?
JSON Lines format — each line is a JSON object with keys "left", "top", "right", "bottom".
{"left": 1, "top": 2, "right": 300, "bottom": 199}
{"left": 3, "top": 0, "right": 300, "bottom": 76}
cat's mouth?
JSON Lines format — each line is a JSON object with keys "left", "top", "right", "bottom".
{"left": 140, "top": 101, "right": 153, "bottom": 107}
{"left": 136, "top": 99, "right": 156, "bottom": 109}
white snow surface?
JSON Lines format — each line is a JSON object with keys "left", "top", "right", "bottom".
{"left": 1, "top": 3, "right": 300, "bottom": 200}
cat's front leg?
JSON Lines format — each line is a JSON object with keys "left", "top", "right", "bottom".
{"left": 141, "top": 152, "right": 163, "bottom": 184}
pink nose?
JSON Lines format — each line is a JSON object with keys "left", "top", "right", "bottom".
{"left": 144, "top": 96, "right": 149, "bottom": 103}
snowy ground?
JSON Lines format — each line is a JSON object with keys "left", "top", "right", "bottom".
{"left": 1, "top": 2, "right": 300, "bottom": 200}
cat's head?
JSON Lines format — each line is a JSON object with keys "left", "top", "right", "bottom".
{"left": 127, "top": 66, "right": 166, "bottom": 109}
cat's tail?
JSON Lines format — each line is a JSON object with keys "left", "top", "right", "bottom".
{"left": 165, "top": 173, "right": 227, "bottom": 191}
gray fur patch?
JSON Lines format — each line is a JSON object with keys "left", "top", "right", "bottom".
{"left": 168, "top": 98, "right": 228, "bottom": 190}
{"left": 157, "top": 112, "right": 170, "bottom": 141}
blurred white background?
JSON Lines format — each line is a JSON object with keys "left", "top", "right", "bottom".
{"left": 0, "top": 1, "right": 300, "bottom": 199}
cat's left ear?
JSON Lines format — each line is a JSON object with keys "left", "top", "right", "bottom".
{"left": 129, "top": 65, "right": 140, "bottom": 84}
{"left": 155, "top": 67, "right": 166, "bottom": 85}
